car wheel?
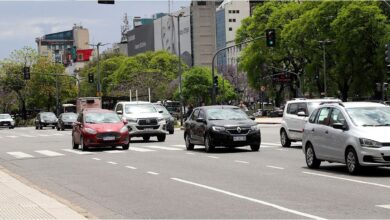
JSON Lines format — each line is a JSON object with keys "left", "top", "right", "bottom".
{"left": 250, "top": 143, "right": 260, "bottom": 151}
{"left": 80, "top": 136, "right": 88, "bottom": 151}
{"left": 122, "top": 143, "right": 129, "bottom": 150}
{"left": 56, "top": 126, "right": 60, "bottom": 131}
{"left": 169, "top": 130, "right": 174, "bottom": 135}
{"left": 157, "top": 134, "right": 166, "bottom": 142}
{"left": 35, "top": 125, "right": 38, "bottom": 130}
{"left": 185, "top": 134, "right": 194, "bottom": 150}
{"left": 61, "top": 127, "right": 65, "bottom": 131}
{"left": 72, "top": 135, "right": 79, "bottom": 149}
{"left": 52, "top": 126, "right": 55, "bottom": 129}
{"left": 143, "top": 136, "right": 150, "bottom": 142}
{"left": 346, "top": 148, "right": 360, "bottom": 175}
{"left": 204, "top": 134, "right": 214, "bottom": 153}
{"left": 9, "top": 126, "right": 14, "bottom": 129}
{"left": 280, "top": 129, "right": 291, "bottom": 147}
{"left": 39, "top": 126, "right": 43, "bottom": 130}
{"left": 305, "top": 143, "right": 321, "bottom": 169}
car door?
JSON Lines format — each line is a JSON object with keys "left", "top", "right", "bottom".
{"left": 312, "top": 107, "right": 331, "bottom": 160}
{"left": 286, "top": 103, "right": 300, "bottom": 140}
{"left": 196, "top": 109, "right": 208, "bottom": 144}
{"left": 296, "top": 103, "right": 309, "bottom": 140}
{"left": 188, "top": 109, "right": 199, "bottom": 143}
{"left": 326, "top": 107, "right": 349, "bottom": 162}
{"left": 73, "top": 113, "right": 83, "bottom": 144}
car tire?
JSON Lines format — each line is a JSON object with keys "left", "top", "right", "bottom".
{"left": 39, "top": 126, "right": 43, "bottom": 130}
{"left": 143, "top": 136, "right": 150, "bottom": 142}
{"left": 52, "top": 126, "right": 55, "bottom": 129}
{"left": 305, "top": 143, "right": 321, "bottom": 169}
{"left": 157, "top": 134, "right": 166, "bottom": 142}
{"left": 72, "top": 135, "right": 79, "bottom": 149}
{"left": 56, "top": 126, "right": 60, "bottom": 131}
{"left": 345, "top": 148, "right": 361, "bottom": 175}
{"left": 185, "top": 134, "right": 194, "bottom": 150}
{"left": 122, "top": 143, "right": 129, "bottom": 150}
{"left": 250, "top": 143, "right": 260, "bottom": 151}
{"left": 80, "top": 136, "right": 88, "bottom": 151}
{"left": 204, "top": 134, "right": 214, "bottom": 153}
{"left": 280, "top": 129, "right": 291, "bottom": 147}
{"left": 35, "top": 125, "right": 38, "bottom": 130}
{"left": 169, "top": 130, "right": 174, "bottom": 135}
{"left": 9, "top": 126, "right": 14, "bottom": 129}
{"left": 61, "top": 127, "right": 65, "bottom": 131}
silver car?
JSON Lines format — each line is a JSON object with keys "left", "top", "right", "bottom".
{"left": 303, "top": 102, "right": 390, "bottom": 174}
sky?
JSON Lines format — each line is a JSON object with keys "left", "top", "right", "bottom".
{"left": 0, "top": 0, "right": 190, "bottom": 60}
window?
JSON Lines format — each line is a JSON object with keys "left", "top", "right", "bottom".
{"left": 116, "top": 104, "right": 123, "bottom": 113}
{"left": 228, "top": 10, "right": 232, "bottom": 13}
{"left": 229, "top": 27, "right": 233, "bottom": 31}
{"left": 297, "top": 103, "right": 308, "bottom": 115}
{"left": 232, "top": 10, "right": 236, "bottom": 14}
{"left": 191, "top": 109, "right": 199, "bottom": 121}
{"left": 233, "top": 19, "right": 236, "bottom": 22}
{"left": 317, "top": 108, "right": 331, "bottom": 125}
{"left": 198, "top": 110, "right": 206, "bottom": 119}
{"left": 236, "top": 10, "right": 240, "bottom": 13}
{"left": 330, "top": 108, "right": 346, "bottom": 126}
{"left": 287, "top": 103, "right": 298, "bottom": 115}
{"left": 197, "top": 1, "right": 206, "bottom": 6}
{"left": 309, "top": 108, "right": 319, "bottom": 124}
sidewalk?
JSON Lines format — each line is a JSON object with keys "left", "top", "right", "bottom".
{"left": 255, "top": 117, "right": 282, "bottom": 124}
{"left": 0, "top": 166, "right": 87, "bottom": 219}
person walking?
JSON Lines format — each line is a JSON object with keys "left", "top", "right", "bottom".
{"left": 185, "top": 104, "right": 194, "bottom": 121}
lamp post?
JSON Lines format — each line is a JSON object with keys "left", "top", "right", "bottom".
{"left": 88, "top": 42, "right": 109, "bottom": 97}
{"left": 318, "top": 39, "right": 333, "bottom": 97}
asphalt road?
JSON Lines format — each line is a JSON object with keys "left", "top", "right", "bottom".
{"left": 1, "top": 125, "right": 390, "bottom": 219}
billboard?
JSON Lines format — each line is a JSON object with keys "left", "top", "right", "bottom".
{"left": 154, "top": 7, "right": 192, "bottom": 66}
{"left": 127, "top": 23, "right": 155, "bottom": 56}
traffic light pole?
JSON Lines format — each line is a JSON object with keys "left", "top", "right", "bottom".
{"left": 211, "top": 36, "right": 264, "bottom": 105}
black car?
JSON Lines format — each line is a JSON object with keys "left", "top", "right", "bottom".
{"left": 184, "top": 105, "right": 261, "bottom": 152}
{"left": 35, "top": 112, "right": 58, "bottom": 129}
{"left": 154, "top": 104, "right": 175, "bottom": 134}
{"left": 57, "top": 112, "right": 77, "bottom": 131}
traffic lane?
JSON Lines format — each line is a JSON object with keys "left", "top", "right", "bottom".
{"left": 0, "top": 152, "right": 302, "bottom": 219}
{"left": 93, "top": 145, "right": 390, "bottom": 219}
{"left": 259, "top": 124, "right": 282, "bottom": 143}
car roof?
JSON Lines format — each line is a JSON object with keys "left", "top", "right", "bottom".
{"left": 82, "top": 108, "right": 112, "bottom": 113}
{"left": 117, "top": 101, "right": 151, "bottom": 105}
{"left": 343, "top": 102, "right": 387, "bottom": 108}
{"left": 286, "top": 98, "right": 341, "bottom": 104}
{"left": 194, "top": 105, "right": 240, "bottom": 110}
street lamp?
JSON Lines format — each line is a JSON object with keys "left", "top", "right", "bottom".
{"left": 88, "top": 42, "right": 109, "bottom": 97}
{"left": 318, "top": 39, "right": 333, "bottom": 97}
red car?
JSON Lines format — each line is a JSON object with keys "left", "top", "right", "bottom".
{"left": 72, "top": 109, "right": 129, "bottom": 151}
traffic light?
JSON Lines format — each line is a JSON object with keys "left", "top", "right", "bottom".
{"left": 265, "top": 29, "right": 276, "bottom": 47}
{"left": 213, "top": 76, "right": 218, "bottom": 87}
{"left": 23, "top": 67, "right": 30, "bottom": 80}
{"left": 88, "top": 73, "right": 94, "bottom": 83}
{"left": 98, "top": 0, "right": 114, "bottom": 4}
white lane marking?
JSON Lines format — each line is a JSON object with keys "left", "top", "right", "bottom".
{"left": 107, "top": 161, "right": 117, "bottom": 165}
{"left": 92, "top": 158, "right": 101, "bottom": 161}
{"left": 171, "top": 177, "right": 326, "bottom": 220}
{"left": 377, "top": 204, "right": 390, "bottom": 210}
{"left": 171, "top": 144, "right": 186, "bottom": 148}
{"left": 35, "top": 150, "right": 64, "bottom": 157}
{"left": 7, "top": 152, "right": 34, "bottom": 159}
{"left": 262, "top": 142, "right": 281, "bottom": 146}
{"left": 235, "top": 160, "right": 249, "bottom": 164}
{"left": 267, "top": 165, "right": 285, "bottom": 170}
{"left": 62, "top": 149, "right": 94, "bottom": 155}
{"left": 129, "top": 147, "right": 155, "bottom": 152}
{"left": 277, "top": 149, "right": 289, "bottom": 151}
{"left": 5, "top": 136, "right": 17, "bottom": 138}
{"left": 207, "top": 156, "right": 219, "bottom": 159}
{"left": 125, "top": 166, "right": 137, "bottom": 170}
{"left": 303, "top": 171, "right": 390, "bottom": 189}
{"left": 52, "top": 133, "right": 63, "bottom": 136}
{"left": 186, "top": 152, "right": 195, "bottom": 155}
{"left": 105, "top": 150, "right": 126, "bottom": 154}
{"left": 142, "top": 145, "right": 182, "bottom": 151}
{"left": 20, "top": 135, "right": 35, "bottom": 138}
{"left": 261, "top": 145, "right": 279, "bottom": 148}
{"left": 147, "top": 171, "right": 159, "bottom": 175}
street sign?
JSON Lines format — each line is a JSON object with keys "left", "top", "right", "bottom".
{"left": 272, "top": 72, "right": 291, "bottom": 83}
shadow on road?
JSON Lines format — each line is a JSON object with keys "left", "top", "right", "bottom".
{"left": 190, "top": 147, "right": 255, "bottom": 154}
{"left": 302, "top": 165, "right": 390, "bottom": 177}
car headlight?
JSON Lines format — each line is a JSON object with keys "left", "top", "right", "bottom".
{"left": 84, "top": 128, "right": 97, "bottom": 135}
{"left": 251, "top": 124, "right": 261, "bottom": 131}
{"left": 127, "top": 118, "right": 137, "bottom": 123}
{"left": 120, "top": 126, "right": 128, "bottom": 133}
{"left": 359, "top": 138, "right": 382, "bottom": 148}
{"left": 212, "top": 126, "right": 225, "bottom": 132}
{"left": 157, "top": 117, "right": 165, "bottom": 123}
{"left": 41, "top": 120, "right": 45, "bottom": 122}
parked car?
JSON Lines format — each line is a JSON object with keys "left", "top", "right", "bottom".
{"left": 280, "top": 98, "right": 341, "bottom": 147}
{"left": 154, "top": 103, "right": 175, "bottom": 134}
{"left": 35, "top": 112, "right": 58, "bottom": 129}
{"left": 72, "top": 108, "right": 129, "bottom": 151}
{"left": 303, "top": 102, "right": 390, "bottom": 174}
{"left": 0, "top": 114, "right": 15, "bottom": 129}
{"left": 184, "top": 105, "right": 261, "bottom": 152}
{"left": 114, "top": 101, "right": 167, "bottom": 142}
{"left": 57, "top": 112, "right": 78, "bottom": 131}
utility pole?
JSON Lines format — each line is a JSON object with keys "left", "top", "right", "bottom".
{"left": 88, "top": 42, "right": 109, "bottom": 97}
{"left": 318, "top": 39, "right": 333, "bottom": 97}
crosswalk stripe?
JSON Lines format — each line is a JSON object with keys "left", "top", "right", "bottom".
{"left": 7, "top": 152, "right": 34, "bottom": 159}
{"left": 61, "top": 149, "right": 94, "bottom": 155}
{"left": 35, "top": 150, "right": 64, "bottom": 157}
{"left": 129, "top": 147, "right": 155, "bottom": 152}
{"left": 142, "top": 145, "right": 182, "bottom": 151}
{"left": 171, "top": 145, "right": 186, "bottom": 148}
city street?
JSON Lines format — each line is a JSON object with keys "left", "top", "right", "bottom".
{"left": 1, "top": 125, "right": 390, "bottom": 219}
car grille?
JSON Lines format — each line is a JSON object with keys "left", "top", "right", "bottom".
{"left": 96, "top": 132, "right": 120, "bottom": 139}
{"left": 138, "top": 118, "right": 158, "bottom": 125}
{"left": 0, "top": 121, "right": 10, "bottom": 126}
{"left": 226, "top": 127, "right": 250, "bottom": 135}
{"left": 382, "top": 156, "right": 390, "bottom": 162}
{"left": 136, "top": 125, "right": 160, "bottom": 130}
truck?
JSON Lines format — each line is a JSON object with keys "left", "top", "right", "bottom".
{"left": 76, "top": 97, "right": 102, "bottom": 113}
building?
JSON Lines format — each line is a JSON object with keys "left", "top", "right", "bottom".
{"left": 35, "top": 25, "right": 92, "bottom": 65}
{"left": 126, "top": 23, "right": 155, "bottom": 56}
{"left": 133, "top": 17, "right": 154, "bottom": 28}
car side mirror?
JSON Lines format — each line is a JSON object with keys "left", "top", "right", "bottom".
{"left": 297, "top": 111, "right": 307, "bottom": 117}
{"left": 249, "top": 116, "right": 255, "bottom": 121}
{"left": 116, "top": 110, "right": 123, "bottom": 115}
{"left": 332, "top": 122, "right": 347, "bottom": 130}
{"left": 196, "top": 118, "right": 206, "bottom": 123}
{"left": 158, "top": 110, "right": 164, "bottom": 113}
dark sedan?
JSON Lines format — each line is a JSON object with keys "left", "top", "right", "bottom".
{"left": 184, "top": 105, "right": 261, "bottom": 152}
{"left": 57, "top": 112, "right": 77, "bottom": 131}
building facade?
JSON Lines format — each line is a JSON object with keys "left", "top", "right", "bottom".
{"left": 126, "top": 23, "right": 155, "bottom": 56}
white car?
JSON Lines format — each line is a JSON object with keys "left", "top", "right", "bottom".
{"left": 0, "top": 114, "right": 15, "bottom": 129}
{"left": 280, "top": 98, "right": 341, "bottom": 147}
{"left": 114, "top": 101, "right": 167, "bottom": 142}
{"left": 303, "top": 102, "right": 390, "bottom": 174}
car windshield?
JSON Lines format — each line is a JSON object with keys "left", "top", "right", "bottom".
{"left": 0, "top": 114, "right": 11, "bottom": 119}
{"left": 41, "top": 113, "right": 56, "bottom": 120}
{"left": 62, "top": 113, "right": 77, "bottom": 120}
{"left": 85, "top": 112, "right": 121, "bottom": 124}
{"left": 346, "top": 107, "right": 390, "bottom": 126}
{"left": 125, "top": 104, "right": 157, "bottom": 114}
{"left": 155, "top": 105, "right": 171, "bottom": 117}
{"left": 206, "top": 108, "right": 248, "bottom": 120}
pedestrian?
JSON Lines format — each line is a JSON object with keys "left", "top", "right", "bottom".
{"left": 238, "top": 100, "right": 248, "bottom": 112}
{"left": 185, "top": 104, "right": 193, "bottom": 120}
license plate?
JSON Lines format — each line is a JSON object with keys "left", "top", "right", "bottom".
{"left": 233, "top": 136, "right": 246, "bottom": 141}
{"left": 103, "top": 136, "right": 115, "bottom": 141}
